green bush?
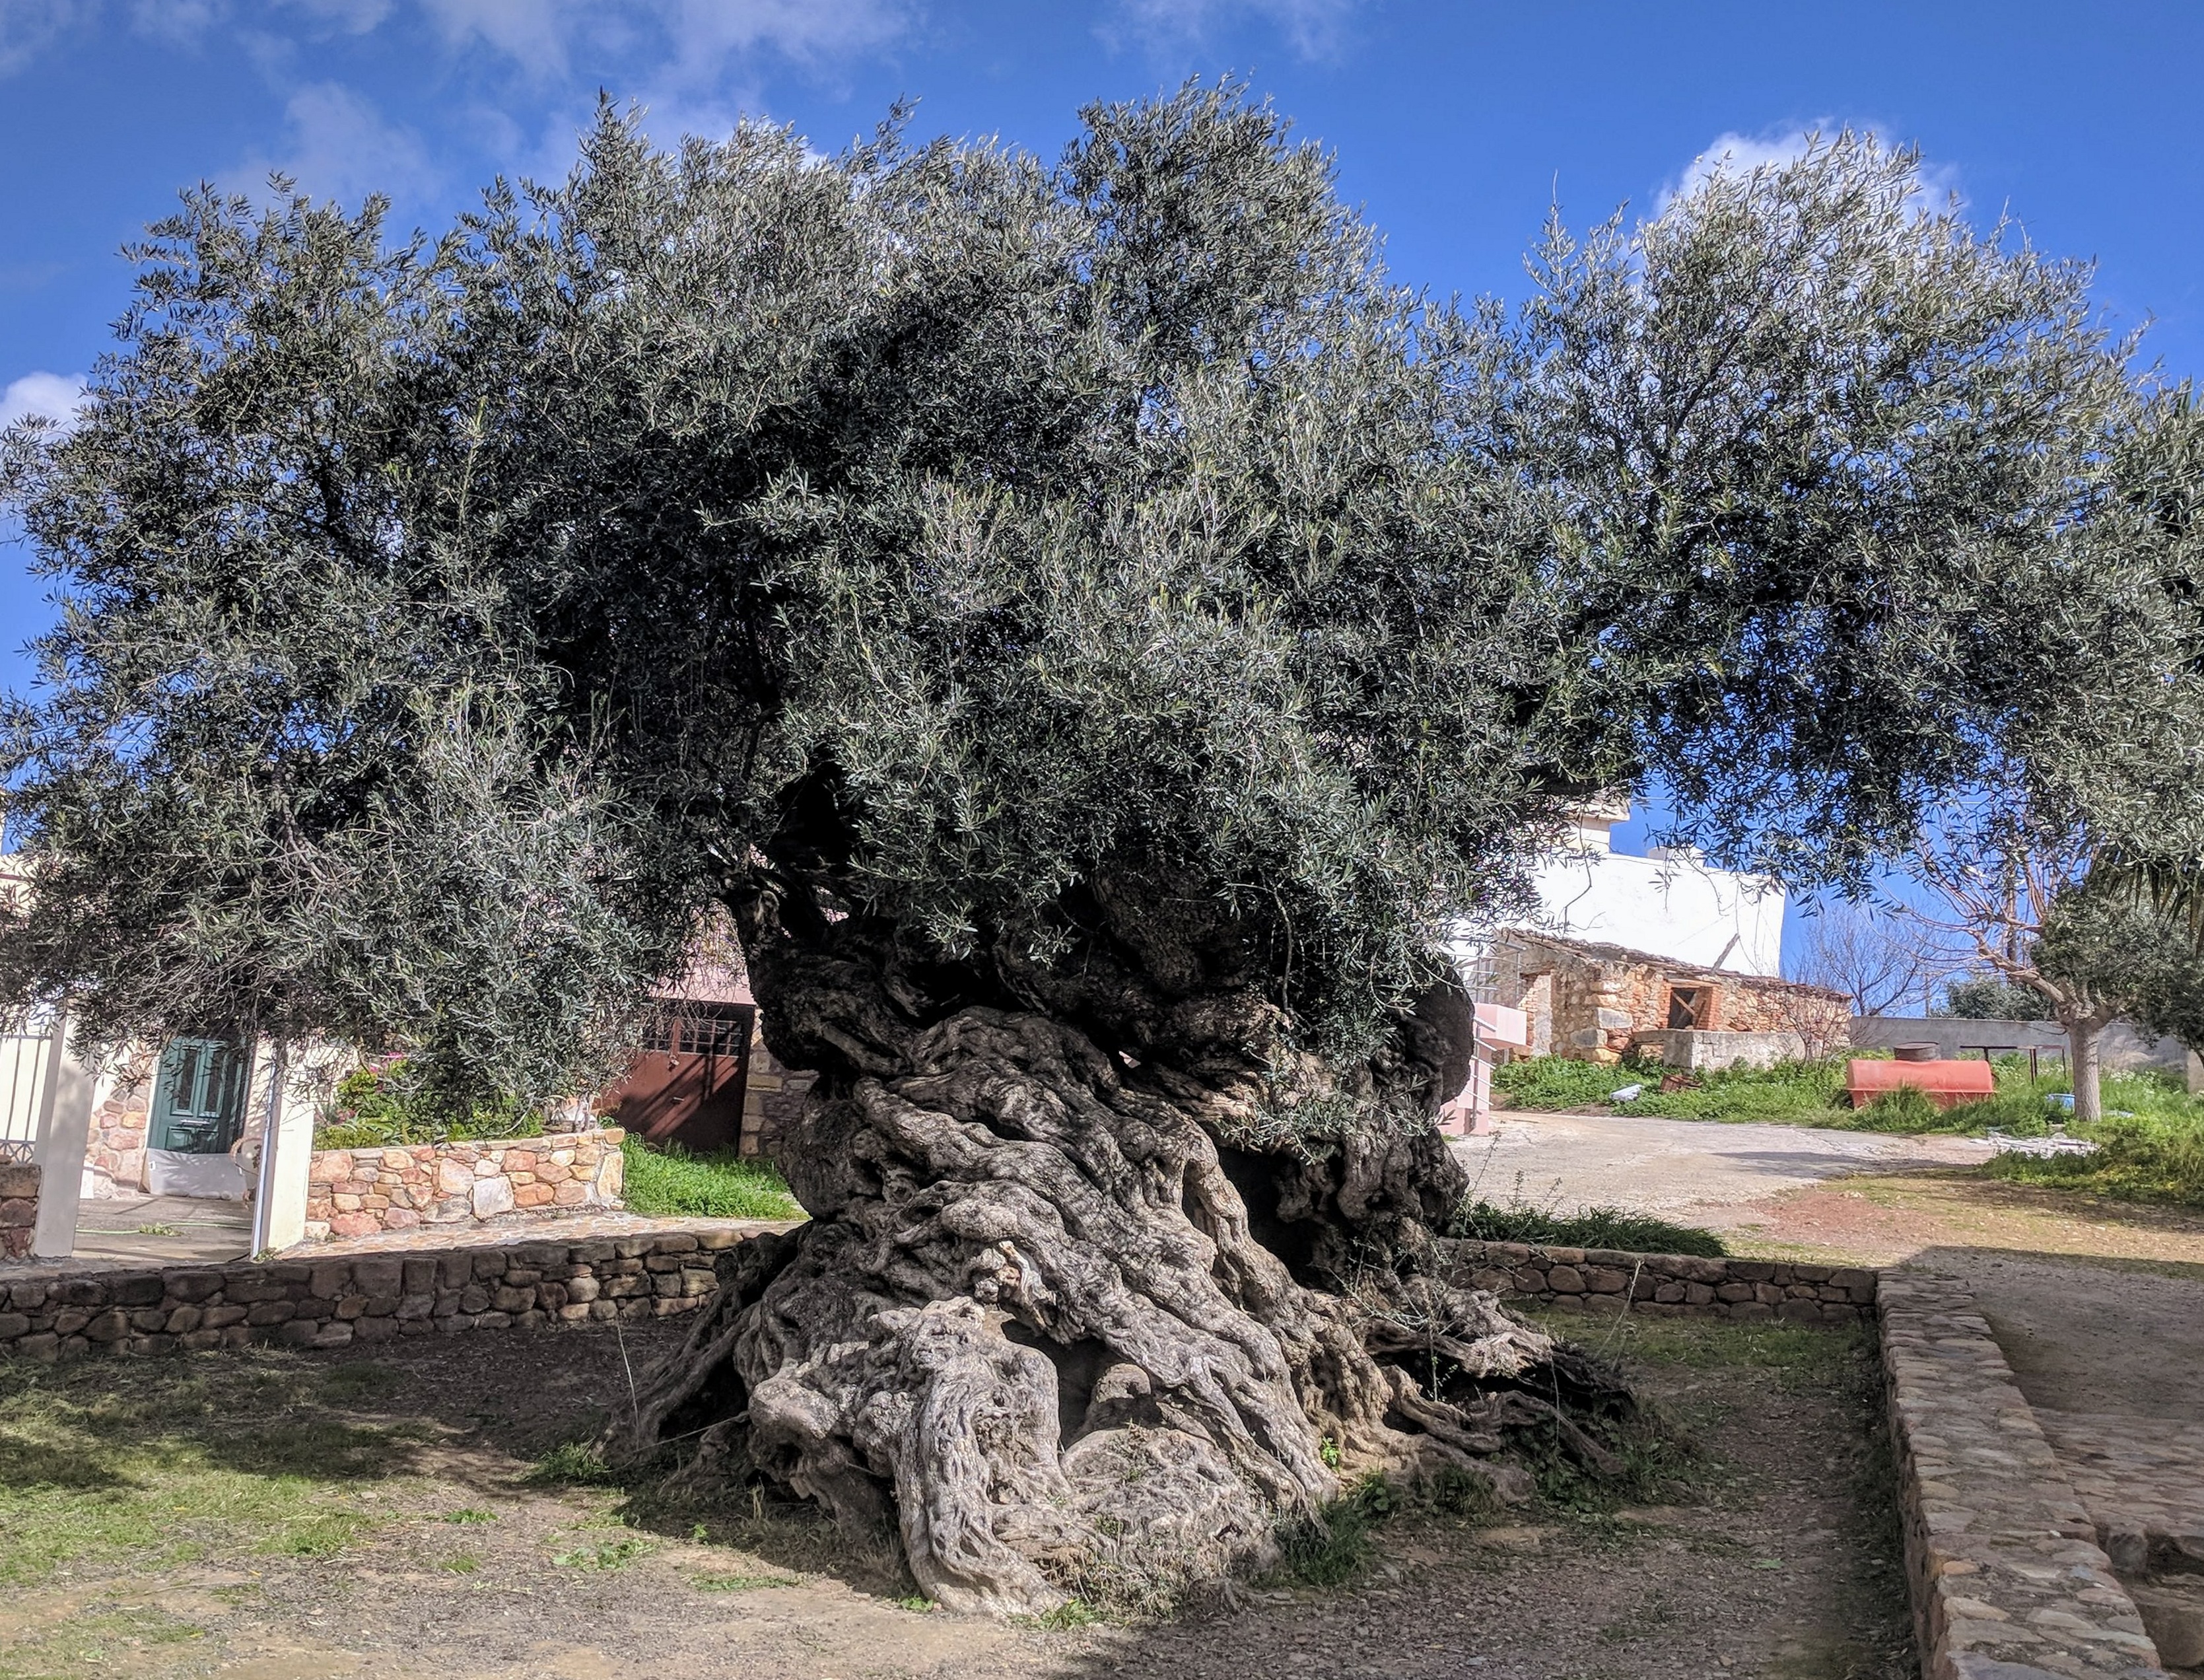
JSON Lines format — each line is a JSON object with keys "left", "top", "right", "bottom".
{"left": 1856, "top": 1084, "right": 1943, "bottom": 1133}
{"left": 1492, "top": 1055, "right": 1634, "bottom": 1111}
{"left": 1451, "top": 1197, "right": 1727, "bottom": 1257}
{"left": 619, "top": 1137, "right": 802, "bottom": 1220}
{"left": 1618, "top": 1058, "right": 1854, "bottom": 1126}
{"left": 312, "top": 1059, "right": 541, "bottom": 1148}
{"left": 1987, "top": 1103, "right": 2204, "bottom": 1207}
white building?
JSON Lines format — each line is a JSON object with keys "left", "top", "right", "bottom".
{"left": 1518, "top": 799, "right": 1785, "bottom": 976}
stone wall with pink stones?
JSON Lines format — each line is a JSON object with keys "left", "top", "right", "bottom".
{"left": 304, "top": 1127, "right": 625, "bottom": 1242}
{"left": 84, "top": 1053, "right": 154, "bottom": 1197}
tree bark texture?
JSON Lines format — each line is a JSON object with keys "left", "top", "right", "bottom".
{"left": 618, "top": 881, "right": 1626, "bottom": 1615}
{"left": 2064, "top": 1008, "right": 2112, "bottom": 1125}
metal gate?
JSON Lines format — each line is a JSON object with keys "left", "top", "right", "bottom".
{"left": 603, "top": 1002, "right": 755, "bottom": 1152}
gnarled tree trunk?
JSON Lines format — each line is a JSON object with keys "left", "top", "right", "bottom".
{"left": 617, "top": 881, "right": 1624, "bottom": 1615}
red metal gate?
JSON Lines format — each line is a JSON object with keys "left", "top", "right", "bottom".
{"left": 604, "top": 1002, "right": 754, "bottom": 1152}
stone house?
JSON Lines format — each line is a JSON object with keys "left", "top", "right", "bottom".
{"left": 1491, "top": 930, "right": 1851, "bottom": 1068}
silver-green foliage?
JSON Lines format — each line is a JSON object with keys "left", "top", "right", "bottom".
{"left": 0, "top": 90, "right": 2176, "bottom": 1107}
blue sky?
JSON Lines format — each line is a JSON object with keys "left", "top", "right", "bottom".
{"left": 3, "top": 0, "right": 2200, "bottom": 976}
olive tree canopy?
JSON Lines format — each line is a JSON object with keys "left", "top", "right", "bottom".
{"left": 0, "top": 90, "right": 2178, "bottom": 1611}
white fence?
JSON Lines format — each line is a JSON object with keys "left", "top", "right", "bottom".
{"left": 0, "top": 1009, "right": 58, "bottom": 1160}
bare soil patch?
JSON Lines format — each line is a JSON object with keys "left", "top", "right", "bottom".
{"left": 1722, "top": 1169, "right": 2204, "bottom": 1271}
{"left": 0, "top": 1315, "right": 1907, "bottom": 1679}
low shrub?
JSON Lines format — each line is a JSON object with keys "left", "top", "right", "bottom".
{"left": 1270, "top": 1475, "right": 1406, "bottom": 1588}
{"left": 1855, "top": 1084, "right": 1943, "bottom": 1133}
{"left": 1451, "top": 1196, "right": 1727, "bottom": 1258}
{"left": 619, "top": 1137, "right": 802, "bottom": 1220}
{"left": 1492, "top": 1055, "right": 1634, "bottom": 1111}
{"left": 313, "top": 1058, "right": 541, "bottom": 1148}
{"left": 1988, "top": 1109, "right": 2204, "bottom": 1208}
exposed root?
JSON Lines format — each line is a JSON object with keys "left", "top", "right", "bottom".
{"left": 615, "top": 1000, "right": 1636, "bottom": 1615}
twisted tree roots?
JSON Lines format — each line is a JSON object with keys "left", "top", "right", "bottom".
{"left": 618, "top": 1006, "right": 1628, "bottom": 1614}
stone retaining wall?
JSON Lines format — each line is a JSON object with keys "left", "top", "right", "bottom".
{"left": 0, "top": 1226, "right": 763, "bottom": 1360}
{"left": 1878, "top": 1271, "right": 2166, "bottom": 1680}
{"left": 0, "top": 1160, "right": 36, "bottom": 1260}
{"left": 305, "top": 1127, "right": 625, "bottom": 1241}
{"left": 1450, "top": 1239, "right": 1877, "bottom": 1323}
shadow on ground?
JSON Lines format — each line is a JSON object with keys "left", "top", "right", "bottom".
{"left": 0, "top": 1315, "right": 1914, "bottom": 1680}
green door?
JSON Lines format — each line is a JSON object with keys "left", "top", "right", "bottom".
{"left": 149, "top": 1035, "right": 252, "bottom": 1154}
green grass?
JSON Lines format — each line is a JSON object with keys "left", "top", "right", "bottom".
{"left": 1270, "top": 1476, "right": 1391, "bottom": 1588}
{"left": 1492, "top": 1055, "right": 1632, "bottom": 1110}
{"left": 1988, "top": 1100, "right": 2204, "bottom": 1208}
{"left": 1494, "top": 1053, "right": 1864, "bottom": 1126}
{"left": 551, "top": 1535, "right": 656, "bottom": 1570}
{"left": 1497, "top": 1050, "right": 2200, "bottom": 1144}
{"left": 693, "top": 1570, "right": 801, "bottom": 1592}
{"left": 527, "top": 1440, "right": 621, "bottom": 1487}
{"left": 0, "top": 1358, "right": 410, "bottom": 1586}
{"left": 1451, "top": 1196, "right": 1728, "bottom": 1257}
{"left": 619, "top": 1137, "right": 802, "bottom": 1220}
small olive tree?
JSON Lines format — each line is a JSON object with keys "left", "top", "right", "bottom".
{"left": 0, "top": 97, "right": 2170, "bottom": 1609}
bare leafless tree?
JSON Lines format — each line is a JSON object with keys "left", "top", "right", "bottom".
{"left": 1788, "top": 901, "right": 1954, "bottom": 1018}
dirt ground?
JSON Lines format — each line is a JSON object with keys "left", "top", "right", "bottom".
{"left": 1494, "top": 1107, "right": 2204, "bottom": 1440}
{"left": 0, "top": 1317, "right": 1910, "bottom": 1680}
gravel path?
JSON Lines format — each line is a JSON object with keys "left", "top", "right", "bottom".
{"left": 1453, "top": 1111, "right": 1995, "bottom": 1230}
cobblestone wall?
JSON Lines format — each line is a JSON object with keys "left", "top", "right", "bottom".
{"left": 0, "top": 1226, "right": 765, "bottom": 1360}
{"left": 305, "top": 1128, "right": 625, "bottom": 1242}
{"left": 0, "top": 1161, "right": 36, "bottom": 1260}
{"left": 1451, "top": 1239, "right": 1877, "bottom": 1323}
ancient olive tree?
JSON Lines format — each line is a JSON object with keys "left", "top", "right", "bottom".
{"left": 0, "top": 96, "right": 2161, "bottom": 1609}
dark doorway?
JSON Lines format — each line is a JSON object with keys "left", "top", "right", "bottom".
{"left": 1666, "top": 986, "right": 1714, "bottom": 1030}
{"left": 604, "top": 1002, "right": 755, "bottom": 1152}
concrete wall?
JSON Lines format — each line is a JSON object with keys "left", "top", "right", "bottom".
{"left": 1519, "top": 804, "right": 1787, "bottom": 978}
{"left": 1851, "top": 1016, "right": 2200, "bottom": 1084}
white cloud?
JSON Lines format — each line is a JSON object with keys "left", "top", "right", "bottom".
{"left": 0, "top": 0, "right": 87, "bottom": 74}
{"left": 419, "top": 0, "right": 568, "bottom": 77}
{"left": 660, "top": 0, "right": 903, "bottom": 75}
{"left": 277, "top": 0, "right": 395, "bottom": 29}
{"left": 411, "top": 0, "right": 903, "bottom": 87}
{"left": 227, "top": 81, "right": 439, "bottom": 206}
{"left": 1, "top": 371, "right": 86, "bottom": 433}
{"left": 1108, "top": 0, "right": 1360, "bottom": 61}
{"left": 130, "top": 0, "right": 226, "bottom": 43}
{"left": 1659, "top": 123, "right": 1964, "bottom": 216}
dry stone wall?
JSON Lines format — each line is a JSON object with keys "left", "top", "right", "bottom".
{"left": 0, "top": 1226, "right": 765, "bottom": 1359}
{"left": 305, "top": 1127, "right": 624, "bottom": 1241}
{"left": 0, "top": 1160, "right": 36, "bottom": 1260}
{"left": 1879, "top": 1271, "right": 2167, "bottom": 1680}
{"left": 1449, "top": 1239, "right": 1877, "bottom": 1323}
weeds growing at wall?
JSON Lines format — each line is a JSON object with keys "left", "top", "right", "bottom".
{"left": 313, "top": 1058, "right": 542, "bottom": 1148}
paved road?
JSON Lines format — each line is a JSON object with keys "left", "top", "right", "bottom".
{"left": 1449, "top": 1109, "right": 1995, "bottom": 1230}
